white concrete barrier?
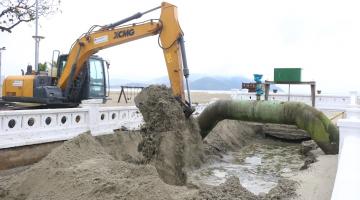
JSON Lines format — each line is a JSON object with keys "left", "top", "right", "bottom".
{"left": 331, "top": 91, "right": 360, "bottom": 200}
{"left": 332, "top": 107, "right": 360, "bottom": 200}
{"left": 0, "top": 102, "right": 208, "bottom": 149}
{"left": 0, "top": 105, "right": 142, "bottom": 149}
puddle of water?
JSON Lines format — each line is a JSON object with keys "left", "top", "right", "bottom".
{"left": 188, "top": 139, "right": 304, "bottom": 195}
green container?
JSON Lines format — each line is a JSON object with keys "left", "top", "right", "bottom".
{"left": 274, "top": 68, "right": 301, "bottom": 83}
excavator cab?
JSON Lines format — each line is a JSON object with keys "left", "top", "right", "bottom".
{"left": 56, "top": 54, "right": 107, "bottom": 103}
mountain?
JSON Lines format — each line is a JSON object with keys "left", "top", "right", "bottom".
{"left": 190, "top": 76, "right": 251, "bottom": 90}
{"left": 147, "top": 73, "right": 207, "bottom": 86}
{"left": 147, "top": 76, "right": 170, "bottom": 85}
{"left": 110, "top": 78, "right": 136, "bottom": 86}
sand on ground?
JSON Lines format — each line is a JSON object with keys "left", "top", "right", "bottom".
{"left": 291, "top": 149, "right": 338, "bottom": 200}
{"left": 106, "top": 91, "right": 232, "bottom": 106}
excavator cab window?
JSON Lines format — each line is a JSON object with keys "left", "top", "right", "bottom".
{"left": 56, "top": 54, "right": 106, "bottom": 100}
{"left": 56, "top": 55, "right": 68, "bottom": 80}
{"left": 88, "top": 57, "right": 106, "bottom": 98}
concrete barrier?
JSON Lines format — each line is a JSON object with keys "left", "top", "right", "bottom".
{"left": 331, "top": 92, "right": 360, "bottom": 200}
{"left": 332, "top": 107, "right": 360, "bottom": 200}
{"left": 0, "top": 105, "right": 142, "bottom": 149}
{"left": 0, "top": 103, "right": 208, "bottom": 149}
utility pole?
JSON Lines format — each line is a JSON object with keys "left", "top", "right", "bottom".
{"left": 33, "top": 0, "right": 44, "bottom": 72}
{"left": 0, "top": 46, "right": 6, "bottom": 86}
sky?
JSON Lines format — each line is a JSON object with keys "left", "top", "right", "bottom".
{"left": 1, "top": 0, "right": 360, "bottom": 94}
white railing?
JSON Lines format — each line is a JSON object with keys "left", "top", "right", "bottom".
{"left": 0, "top": 102, "right": 209, "bottom": 149}
{"left": 0, "top": 104, "right": 142, "bottom": 149}
{"left": 231, "top": 92, "right": 351, "bottom": 109}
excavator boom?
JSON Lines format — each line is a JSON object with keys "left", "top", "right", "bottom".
{"left": 58, "top": 2, "right": 192, "bottom": 114}
{"left": 57, "top": 21, "right": 161, "bottom": 90}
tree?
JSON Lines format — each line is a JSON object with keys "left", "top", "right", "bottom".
{"left": 0, "top": 0, "right": 60, "bottom": 33}
{"left": 38, "top": 62, "right": 47, "bottom": 71}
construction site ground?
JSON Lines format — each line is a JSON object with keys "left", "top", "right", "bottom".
{"left": 0, "top": 87, "right": 337, "bottom": 200}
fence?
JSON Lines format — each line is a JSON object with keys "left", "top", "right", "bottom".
{"left": 231, "top": 92, "right": 351, "bottom": 108}
{"left": 0, "top": 104, "right": 142, "bottom": 149}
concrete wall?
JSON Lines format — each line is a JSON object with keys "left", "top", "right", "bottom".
{"left": 332, "top": 107, "right": 360, "bottom": 200}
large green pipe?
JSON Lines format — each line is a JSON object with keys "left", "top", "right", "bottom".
{"left": 197, "top": 100, "right": 339, "bottom": 154}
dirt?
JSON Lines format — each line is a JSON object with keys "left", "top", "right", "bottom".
{"left": 0, "top": 85, "right": 300, "bottom": 200}
{"left": 299, "top": 140, "right": 318, "bottom": 170}
{"left": 203, "top": 120, "right": 258, "bottom": 159}
{"left": 0, "top": 131, "right": 298, "bottom": 200}
{"left": 0, "top": 133, "right": 197, "bottom": 200}
{"left": 192, "top": 176, "right": 297, "bottom": 200}
{"left": 194, "top": 176, "right": 259, "bottom": 200}
{"left": 96, "top": 131, "right": 144, "bottom": 164}
{"left": 135, "top": 85, "right": 204, "bottom": 185}
{"left": 264, "top": 179, "right": 298, "bottom": 200}
{"left": 290, "top": 150, "right": 337, "bottom": 200}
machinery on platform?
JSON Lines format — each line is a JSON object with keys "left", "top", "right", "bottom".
{"left": 2, "top": 2, "right": 194, "bottom": 116}
{"left": 253, "top": 74, "right": 263, "bottom": 101}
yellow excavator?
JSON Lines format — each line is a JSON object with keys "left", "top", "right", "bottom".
{"left": 2, "top": 2, "right": 194, "bottom": 116}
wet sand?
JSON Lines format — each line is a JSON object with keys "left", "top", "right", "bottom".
{"left": 291, "top": 150, "right": 338, "bottom": 200}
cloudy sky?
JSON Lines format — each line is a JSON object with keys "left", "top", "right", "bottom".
{"left": 1, "top": 0, "right": 360, "bottom": 94}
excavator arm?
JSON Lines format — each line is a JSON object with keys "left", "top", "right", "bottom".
{"left": 58, "top": 2, "right": 193, "bottom": 116}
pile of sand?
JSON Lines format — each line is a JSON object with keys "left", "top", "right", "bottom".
{"left": 194, "top": 176, "right": 259, "bottom": 200}
{"left": 0, "top": 132, "right": 298, "bottom": 200}
{"left": 203, "top": 120, "right": 258, "bottom": 160}
{"left": 135, "top": 85, "right": 204, "bottom": 185}
{"left": 0, "top": 133, "right": 196, "bottom": 200}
